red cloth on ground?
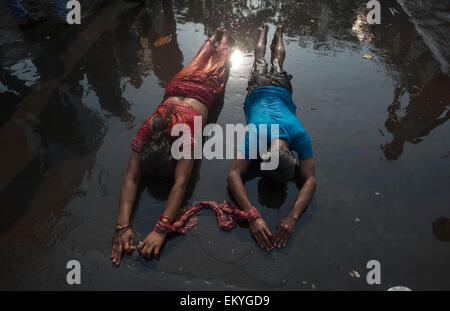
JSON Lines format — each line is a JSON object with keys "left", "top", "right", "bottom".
{"left": 153, "top": 201, "right": 262, "bottom": 235}
{"left": 131, "top": 39, "right": 230, "bottom": 153}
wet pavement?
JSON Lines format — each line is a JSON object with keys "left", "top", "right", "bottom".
{"left": 0, "top": 0, "right": 449, "bottom": 290}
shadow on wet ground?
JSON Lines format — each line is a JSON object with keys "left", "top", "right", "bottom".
{"left": 0, "top": 0, "right": 449, "bottom": 290}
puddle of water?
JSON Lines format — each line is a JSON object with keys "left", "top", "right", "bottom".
{"left": 0, "top": 0, "right": 449, "bottom": 290}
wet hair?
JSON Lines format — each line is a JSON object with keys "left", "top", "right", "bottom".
{"left": 139, "top": 113, "right": 176, "bottom": 180}
{"left": 262, "top": 145, "right": 296, "bottom": 184}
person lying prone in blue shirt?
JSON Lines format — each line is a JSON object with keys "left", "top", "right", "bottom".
{"left": 227, "top": 24, "right": 316, "bottom": 251}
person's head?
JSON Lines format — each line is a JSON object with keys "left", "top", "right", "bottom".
{"left": 262, "top": 139, "right": 296, "bottom": 184}
{"left": 139, "top": 113, "right": 176, "bottom": 180}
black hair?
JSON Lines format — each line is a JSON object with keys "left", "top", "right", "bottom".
{"left": 263, "top": 145, "right": 296, "bottom": 184}
{"left": 139, "top": 112, "right": 176, "bottom": 180}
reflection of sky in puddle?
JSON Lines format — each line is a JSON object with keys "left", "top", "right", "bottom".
{"left": 352, "top": 12, "right": 374, "bottom": 42}
{"left": 0, "top": 81, "right": 19, "bottom": 95}
{"left": 7, "top": 59, "right": 40, "bottom": 88}
{"left": 1, "top": 0, "right": 449, "bottom": 291}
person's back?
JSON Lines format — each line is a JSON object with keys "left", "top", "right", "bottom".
{"left": 242, "top": 85, "right": 313, "bottom": 161}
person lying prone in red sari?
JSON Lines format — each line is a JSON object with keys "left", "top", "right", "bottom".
{"left": 110, "top": 28, "right": 231, "bottom": 266}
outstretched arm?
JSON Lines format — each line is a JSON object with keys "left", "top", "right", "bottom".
{"left": 227, "top": 154, "right": 274, "bottom": 251}
{"left": 117, "top": 151, "right": 142, "bottom": 226}
{"left": 138, "top": 156, "right": 195, "bottom": 259}
{"left": 227, "top": 156, "right": 252, "bottom": 212}
{"left": 111, "top": 151, "right": 141, "bottom": 266}
{"left": 162, "top": 157, "right": 195, "bottom": 220}
{"left": 273, "top": 156, "right": 316, "bottom": 248}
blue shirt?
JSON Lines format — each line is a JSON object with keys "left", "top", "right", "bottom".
{"left": 239, "top": 86, "right": 313, "bottom": 161}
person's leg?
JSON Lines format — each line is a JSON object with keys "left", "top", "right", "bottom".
{"left": 211, "top": 28, "right": 230, "bottom": 65}
{"left": 254, "top": 24, "right": 268, "bottom": 59}
{"left": 269, "top": 25, "right": 293, "bottom": 93}
{"left": 177, "top": 28, "right": 223, "bottom": 73}
{"left": 271, "top": 25, "right": 286, "bottom": 73}
{"left": 3, "top": 0, "right": 28, "bottom": 21}
{"left": 208, "top": 29, "right": 231, "bottom": 90}
{"left": 247, "top": 25, "right": 270, "bottom": 93}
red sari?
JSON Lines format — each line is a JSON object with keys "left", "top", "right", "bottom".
{"left": 131, "top": 39, "right": 230, "bottom": 154}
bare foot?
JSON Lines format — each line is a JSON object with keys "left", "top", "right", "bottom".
{"left": 209, "top": 28, "right": 224, "bottom": 45}
{"left": 259, "top": 23, "right": 269, "bottom": 42}
{"left": 221, "top": 28, "right": 230, "bottom": 42}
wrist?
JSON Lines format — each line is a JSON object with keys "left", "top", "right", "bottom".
{"left": 116, "top": 219, "right": 131, "bottom": 227}
{"left": 115, "top": 223, "right": 132, "bottom": 231}
{"left": 154, "top": 218, "right": 175, "bottom": 234}
{"left": 247, "top": 206, "right": 262, "bottom": 223}
{"left": 249, "top": 217, "right": 260, "bottom": 224}
{"left": 159, "top": 215, "right": 174, "bottom": 224}
{"left": 153, "top": 230, "right": 168, "bottom": 236}
{"left": 288, "top": 212, "right": 300, "bottom": 222}
{"left": 117, "top": 211, "right": 131, "bottom": 227}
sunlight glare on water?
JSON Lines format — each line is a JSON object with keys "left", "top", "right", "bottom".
{"left": 230, "top": 49, "right": 243, "bottom": 68}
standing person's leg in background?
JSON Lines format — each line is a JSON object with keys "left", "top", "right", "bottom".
{"left": 2, "top": 0, "right": 27, "bottom": 20}
{"left": 2, "top": 0, "right": 46, "bottom": 28}
{"left": 52, "top": 0, "right": 69, "bottom": 22}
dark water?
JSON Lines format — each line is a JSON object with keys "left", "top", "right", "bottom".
{"left": 0, "top": 0, "right": 449, "bottom": 290}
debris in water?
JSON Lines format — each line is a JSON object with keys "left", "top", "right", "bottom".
{"left": 140, "top": 37, "right": 149, "bottom": 49}
{"left": 375, "top": 192, "right": 381, "bottom": 196}
{"left": 349, "top": 270, "right": 360, "bottom": 278}
{"left": 432, "top": 217, "right": 450, "bottom": 242}
{"left": 154, "top": 35, "right": 172, "bottom": 47}
{"left": 363, "top": 54, "right": 374, "bottom": 60}
{"left": 388, "top": 286, "right": 411, "bottom": 291}
{"left": 439, "top": 152, "right": 450, "bottom": 159}
{"left": 355, "top": 217, "right": 361, "bottom": 223}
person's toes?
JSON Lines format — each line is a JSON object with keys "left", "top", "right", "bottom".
{"left": 276, "top": 25, "right": 283, "bottom": 36}
{"left": 213, "top": 28, "right": 220, "bottom": 37}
